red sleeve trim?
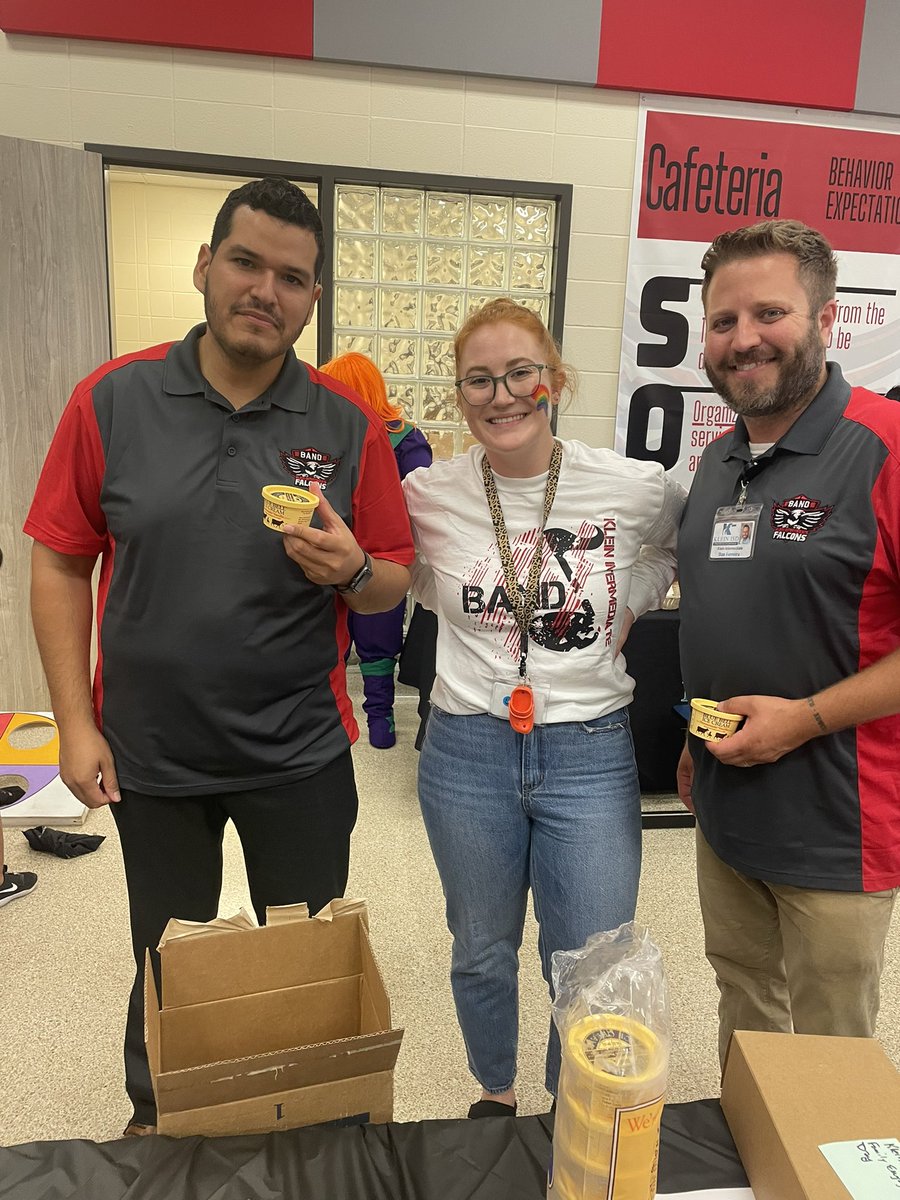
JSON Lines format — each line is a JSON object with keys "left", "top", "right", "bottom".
{"left": 353, "top": 423, "right": 415, "bottom": 565}
{"left": 24, "top": 375, "right": 109, "bottom": 556}
{"left": 853, "top": 392, "right": 900, "bottom": 890}
{"left": 846, "top": 387, "right": 900, "bottom": 463}
{"left": 24, "top": 344, "right": 173, "bottom": 555}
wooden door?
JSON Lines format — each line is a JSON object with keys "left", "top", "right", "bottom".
{"left": 0, "top": 135, "right": 110, "bottom": 708}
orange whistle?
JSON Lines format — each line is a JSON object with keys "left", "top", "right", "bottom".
{"left": 508, "top": 684, "right": 535, "bottom": 734}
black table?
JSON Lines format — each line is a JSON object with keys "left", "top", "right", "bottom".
{"left": 0, "top": 1100, "right": 747, "bottom": 1198}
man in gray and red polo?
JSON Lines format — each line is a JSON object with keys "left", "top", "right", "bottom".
{"left": 25, "top": 178, "right": 413, "bottom": 1132}
{"left": 677, "top": 219, "right": 900, "bottom": 1066}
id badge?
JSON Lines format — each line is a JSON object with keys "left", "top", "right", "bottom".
{"left": 709, "top": 504, "right": 762, "bottom": 560}
{"left": 489, "top": 678, "right": 550, "bottom": 725}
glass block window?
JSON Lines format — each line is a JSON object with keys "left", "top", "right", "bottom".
{"left": 334, "top": 185, "right": 556, "bottom": 459}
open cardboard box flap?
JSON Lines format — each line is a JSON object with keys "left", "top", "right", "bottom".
{"left": 155, "top": 898, "right": 370, "bottom": 1008}
{"left": 145, "top": 897, "right": 402, "bottom": 1133}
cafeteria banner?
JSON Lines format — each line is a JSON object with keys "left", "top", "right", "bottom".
{"left": 616, "top": 98, "right": 900, "bottom": 489}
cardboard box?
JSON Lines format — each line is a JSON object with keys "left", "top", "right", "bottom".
{"left": 145, "top": 899, "right": 403, "bottom": 1137}
{"left": 721, "top": 1030, "right": 900, "bottom": 1199}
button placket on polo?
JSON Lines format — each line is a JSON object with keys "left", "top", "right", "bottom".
{"left": 217, "top": 411, "right": 244, "bottom": 487}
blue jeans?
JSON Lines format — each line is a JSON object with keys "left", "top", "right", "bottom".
{"left": 418, "top": 705, "right": 641, "bottom": 1097}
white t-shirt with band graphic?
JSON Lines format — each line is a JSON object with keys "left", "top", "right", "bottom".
{"left": 403, "top": 440, "right": 686, "bottom": 723}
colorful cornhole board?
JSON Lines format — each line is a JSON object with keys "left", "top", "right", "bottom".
{"left": 0, "top": 711, "right": 87, "bottom": 826}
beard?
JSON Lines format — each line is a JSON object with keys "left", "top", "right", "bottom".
{"left": 704, "top": 321, "right": 825, "bottom": 421}
{"left": 202, "top": 290, "right": 303, "bottom": 367}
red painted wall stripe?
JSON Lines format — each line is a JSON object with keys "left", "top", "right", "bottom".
{"left": 597, "top": 0, "right": 866, "bottom": 112}
{"left": 0, "top": 0, "right": 313, "bottom": 59}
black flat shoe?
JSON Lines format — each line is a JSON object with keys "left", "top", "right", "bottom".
{"left": 467, "top": 1099, "right": 518, "bottom": 1118}
{"left": 123, "top": 1122, "right": 156, "bottom": 1137}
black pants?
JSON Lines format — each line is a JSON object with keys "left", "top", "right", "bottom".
{"left": 112, "top": 751, "right": 359, "bottom": 1125}
{"left": 397, "top": 603, "right": 438, "bottom": 750}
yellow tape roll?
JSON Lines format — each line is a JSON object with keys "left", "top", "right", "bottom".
{"left": 549, "top": 1015, "right": 666, "bottom": 1200}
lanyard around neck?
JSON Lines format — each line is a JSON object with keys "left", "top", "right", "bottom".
{"left": 480, "top": 441, "right": 563, "bottom": 678}
{"left": 736, "top": 451, "right": 776, "bottom": 508}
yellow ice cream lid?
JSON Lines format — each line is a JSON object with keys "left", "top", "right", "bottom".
{"left": 261, "top": 484, "right": 318, "bottom": 507}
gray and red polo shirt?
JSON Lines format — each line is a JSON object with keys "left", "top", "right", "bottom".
{"left": 25, "top": 325, "right": 414, "bottom": 796}
{"left": 679, "top": 363, "right": 900, "bottom": 892}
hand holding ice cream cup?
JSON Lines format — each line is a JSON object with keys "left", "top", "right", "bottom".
{"left": 269, "top": 480, "right": 374, "bottom": 594}
{"left": 689, "top": 698, "right": 744, "bottom": 742}
{"left": 261, "top": 484, "right": 319, "bottom": 531}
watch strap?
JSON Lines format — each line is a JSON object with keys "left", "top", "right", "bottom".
{"left": 336, "top": 551, "right": 373, "bottom": 594}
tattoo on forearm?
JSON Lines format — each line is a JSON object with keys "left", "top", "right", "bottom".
{"left": 806, "top": 695, "right": 828, "bottom": 734}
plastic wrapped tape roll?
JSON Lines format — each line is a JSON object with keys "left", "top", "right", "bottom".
{"left": 548, "top": 1014, "right": 667, "bottom": 1200}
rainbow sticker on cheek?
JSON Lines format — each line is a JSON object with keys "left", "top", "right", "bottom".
{"left": 532, "top": 383, "right": 552, "bottom": 416}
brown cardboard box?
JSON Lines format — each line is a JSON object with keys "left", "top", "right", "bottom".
{"left": 721, "top": 1030, "right": 900, "bottom": 1200}
{"left": 145, "top": 899, "right": 403, "bottom": 1137}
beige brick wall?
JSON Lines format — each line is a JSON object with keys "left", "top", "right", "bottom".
{"left": 109, "top": 180, "right": 224, "bottom": 356}
{"left": 0, "top": 33, "right": 638, "bottom": 447}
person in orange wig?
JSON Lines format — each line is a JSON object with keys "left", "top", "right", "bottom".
{"left": 320, "top": 352, "right": 432, "bottom": 747}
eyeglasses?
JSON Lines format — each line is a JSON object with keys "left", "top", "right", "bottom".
{"left": 455, "top": 363, "right": 548, "bottom": 406}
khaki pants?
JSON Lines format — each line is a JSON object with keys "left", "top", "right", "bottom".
{"left": 695, "top": 825, "right": 897, "bottom": 1068}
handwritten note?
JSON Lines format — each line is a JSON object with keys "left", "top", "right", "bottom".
{"left": 820, "top": 1139, "right": 900, "bottom": 1197}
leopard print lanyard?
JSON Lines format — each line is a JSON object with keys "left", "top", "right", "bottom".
{"left": 480, "top": 440, "right": 563, "bottom": 680}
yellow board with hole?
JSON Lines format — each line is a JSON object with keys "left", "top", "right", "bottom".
{"left": 0, "top": 712, "right": 60, "bottom": 765}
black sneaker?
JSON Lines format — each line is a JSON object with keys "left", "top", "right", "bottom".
{"left": 0, "top": 866, "right": 38, "bottom": 908}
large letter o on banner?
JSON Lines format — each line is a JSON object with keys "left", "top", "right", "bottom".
{"left": 625, "top": 384, "right": 684, "bottom": 468}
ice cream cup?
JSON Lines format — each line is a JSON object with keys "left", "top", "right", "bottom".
{"left": 689, "top": 698, "right": 743, "bottom": 741}
{"left": 261, "top": 484, "right": 319, "bottom": 531}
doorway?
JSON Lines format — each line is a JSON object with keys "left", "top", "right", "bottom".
{"left": 106, "top": 167, "right": 319, "bottom": 363}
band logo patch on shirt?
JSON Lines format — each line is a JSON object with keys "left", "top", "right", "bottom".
{"left": 770, "top": 494, "right": 833, "bottom": 542}
{"left": 279, "top": 447, "right": 342, "bottom": 489}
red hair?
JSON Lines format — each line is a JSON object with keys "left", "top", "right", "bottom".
{"left": 453, "top": 298, "right": 576, "bottom": 404}
{"left": 320, "top": 352, "right": 403, "bottom": 424}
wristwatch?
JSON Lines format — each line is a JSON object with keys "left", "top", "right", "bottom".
{"left": 336, "top": 551, "right": 374, "bottom": 595}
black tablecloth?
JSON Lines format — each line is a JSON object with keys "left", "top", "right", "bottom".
{"left": 0, "top": 1100, "right": 748, "bottom": 1199}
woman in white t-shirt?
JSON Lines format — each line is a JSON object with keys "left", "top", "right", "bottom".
{"left": 402, "top": 298, "right": 685, "bottom": 1117}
